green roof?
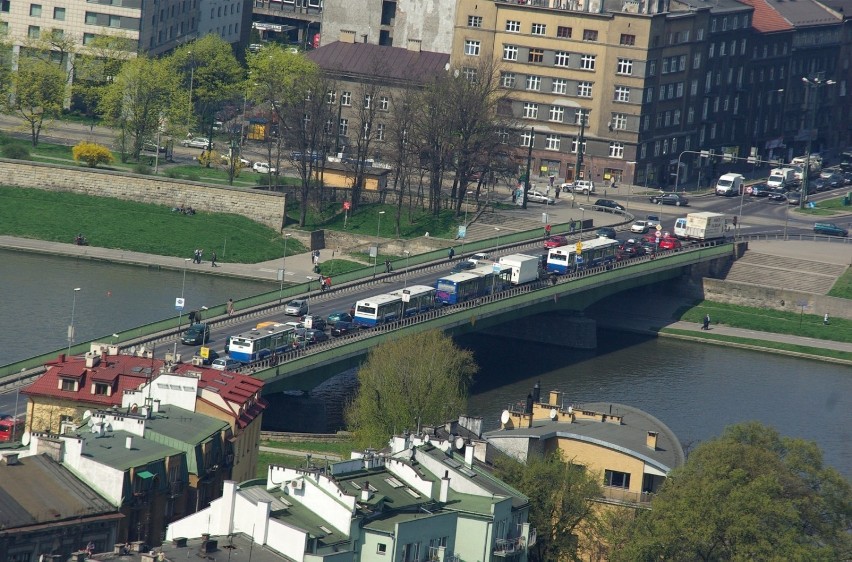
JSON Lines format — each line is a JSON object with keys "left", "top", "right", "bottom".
{"left": 142, "top": 405, "right": 229, "bottom": 475}
{"left": 79, "top": 429, "right": 180, "bottom": 471}
{"left": 444, "top": 491, "right": 499, "bottom": 516}
{"left": 363, "top": 510, "right": 449, "bottom": 533}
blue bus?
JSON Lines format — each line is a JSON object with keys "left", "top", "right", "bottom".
{"left": 435, "top": 272, "right": 490, "bottom": 305}
{"left": 388, "top": 285, "right": 437, "bottom": 317}
{"left": 546, "top": 238, "right": 619, "bottom": 274}
{"left": 228, "top": 323, "right": 295, "bottom": 363}
{"left": 353, "top": 293, "right": 404, "bottom": 326}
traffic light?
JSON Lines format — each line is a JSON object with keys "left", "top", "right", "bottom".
{"left": 732, "top": 215, "right": 738, "bottom": 226}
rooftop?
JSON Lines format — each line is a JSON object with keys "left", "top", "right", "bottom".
{"left": 306, "top": 41, "right": 450, "bottom": 85}
{"left": 144, "top": 404, "right": 230, "bottom": 446}
{"left": 765, "top": 0, "right": 840, "bottom": 26}
{"left": 89, "top": 532, "right": 290, "bottom": 562}
{"left": 76, "top": 428, "right": 181, "bottom": 471}
{"left": 739, "top": 0, "right": 794, "bottom": 33}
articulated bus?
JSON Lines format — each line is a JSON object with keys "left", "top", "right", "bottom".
{"left": 435, "top": 271, "right": 491, "bottom": 305}
{"left": 353, "top": 294, "right": 404, "bottom": 326}
{"left": 547, "top": 238, "right": 619, "bottom": 274}
{"left": 388, "top": 285, "right": 437, "bottom": 317}
{"left": 0, "top": 415, "right": 24, "bottom": 442}
{"left": 228, "top": 323, "right": 295, "bottom": 363}
{"left": 469, "top": 263, "right": 513, "bottom": 294}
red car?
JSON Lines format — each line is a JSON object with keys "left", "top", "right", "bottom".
{"left": 658, "top": 235, "right": 682, "bottom": 250}
{"left": 544, "top": 235, "right": 569, "bottom": 249}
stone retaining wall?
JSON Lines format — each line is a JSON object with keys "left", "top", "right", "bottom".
{"left": 0, "top": 158, "right": 286, "bottom": 231}
{"left": 702, "top": 278, "right": 852, "bottom": 320}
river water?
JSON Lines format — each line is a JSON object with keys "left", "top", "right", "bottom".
{"left": 2, "top": 250, "right": 850, "bottom": 478}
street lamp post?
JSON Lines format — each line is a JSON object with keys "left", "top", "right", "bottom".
{"left": 404, "top": 250, "right": 411, "bottom": 288}
{"left": 494, "top": 227, "right": 501, "bottom": 256}
{"left": 279, "top": 233, "right": 291, "bottom": 303}
{"left": 800, "top": 75, "right": 835, "bottom": 209}
{"left": 461, "top": 190, "right": 473, "bottom": 257}
{"left": 578, "top": 207, "right": 585, "bottom": 233}
{"left": 373, "top": 211, "right": 385, "bottom": 278}
{"left": 67, "top": 287, "right": 81, "bottom": 356}
{"left": 173, "top": 258, "right": 191, "bottom": 360}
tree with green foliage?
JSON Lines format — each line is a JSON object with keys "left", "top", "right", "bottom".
{"left": 100, "top": 56, "right": 180, "bottom": 162}
{"left": 495, "top": 451, "right": 603, "bottom": 562}
{"left": 72, "top": 141, "right": 114, "bottom": 168}
{"left": 72, "top": 34, "right": 136, "bottom": 123}
{"left": 613, "top": 422, "right": 852, "bottom": 562}
{"left": 345, "top": 330, "right": 477, "bottom": 447}
{"left": 4, "top": 55, "right": 68, "bottom": 146}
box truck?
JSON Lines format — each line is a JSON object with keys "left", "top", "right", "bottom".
{"left": 683, "top": 212, "right": 728, "bottom": 241}
{"left": 498, "top": 254, "right": 541, "bottom": 285}
{"left": 767, "top": 168, "right": 798, "bottom": 189}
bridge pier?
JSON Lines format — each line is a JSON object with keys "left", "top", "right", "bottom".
{"left": 480, "top": 312, "right": 597, "bottom": 349}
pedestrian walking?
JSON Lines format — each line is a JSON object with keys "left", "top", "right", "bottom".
{"left": 198, "top": 249, "right": 204, "bottom": 264}
{"left": 448, "top": 247, "right": 455, "bottom": 261}
{"left": 702, "top": 314, "right": 711, "bottom": 330}
{"left": 385, "top": 260, "right": 392, "bottom": 273}
{"left": 193, "top": 249, "right": 200, "bottom": 264}
{"left": 227, "top": 298, "right": 234, "bottom": 316}
{"left": 512, "top": 189, "right": 517, "bottom": 203}
{"left": 824, "top": 312, "right": 830, "bottom": 325}
{"left": 324, "top": 277, "right": 331, "bottom": 290}
{"left": 555, "top": 185, "right": 561, "bottom": 198}
{"left": 211, "top": 251, "right": 218, "bottom": 267}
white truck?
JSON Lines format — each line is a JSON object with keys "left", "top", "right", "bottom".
{"left": 715, "top": 173, "right": 745, "bottom": 197}
{"left": 681, "top": 212, "right": 728, "bottom": 241}
{"left": 767, "top": 168, "right": 797, "bottom": 189}
{"left": 498, "top": 254, "right": 541, "bottom": 285}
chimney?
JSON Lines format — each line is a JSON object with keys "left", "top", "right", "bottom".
{"left": 0, "top": 452, "right": 20, "bottom": 465}
{"left": 58, "top": 353, "right": 66, "bottom": 363}
{"left": 464, "top": 443, "right": 474, "bottom": 468}
{"left": 439, "top": 471, "right": 450, "bottom": 503}
{"left": 548, "top": 390, "right": 561, "bottom": 407}
{"left": 646, "top": 431, "right": 658, "bottom": 450}
{"left": 152, "top": 399, "right": 161, "bottom": 413}
{"left": 339, "top": 30, "right": 356, "bottom": 43}
{"left": 361, "top": 481, "right": 372, "bottom": 502}
{"left": 532, "top": 381, "right": 541, "bottom": 403}
{"left": 407, "top": 38, "right": 422, "bottom": 52}
{"left": 125, "top": 436, "right": 133, "bottom": 450}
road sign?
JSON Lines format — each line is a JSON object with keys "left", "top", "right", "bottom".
{"left": 575, "top": 241, "right": 583, "bottom": 255}
{"left": 175, "top": 297, "right": 185, "bottom": 311}
{"left": 457, "top": 225, "right": 467, "bottom": 239}
{"left": 746, "top": 186, "right": 753, "bottom": 194}
{"left": 655, "top": 230, "right": 662, "bottom": 238}
{"left": 656, "top": 224, "right": 662, "bottom": 231}
{"left": 343, "top": 201, "right": 351, "bottom": 210}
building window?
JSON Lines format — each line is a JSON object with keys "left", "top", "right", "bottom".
{"left": 467, "top": 15, "right": 482, "bottom": 28}
{"left": 506, "top": 20, "right": 520, "bottom": 32}
{"left": 648, "top": 60, "right": 656, "bottom": 76}
{"left": 577, "top": 81, "right": 592, "bottom": 98}
{"left": 672, "top": 137, "right": 678, "bottom": 153}
{"left": 574, "top": 109, "right": 589, "bottom": 125}
{"left": 525, "top": 75, "right": 541, "bottom": 91}
{"left": 379, "top": 96, "right": 389, "bottom": 111}
{"left": 609, "top": 142, "right": 624, "bottom": 158}
{"left": 376, "top": 123, "right": 385, "bottom": 141}
{"left": 462, "top": 67, "right": 478, "bottom": 82}
{"left": 339, "top": 118, "right": 348, "bottom": 136}
{"left": 611, "top": 113, "right": 627, "bottom": 130}
{"left": 464, "top": 40, "right": 480, "bottom": 56}
{"left": 362, "top": 122, "right": 370, "bottom": 140}
{"left": 51, "top": 28, "right": 64, "bottom": 39}
{"left": 83, "top": 32, "right": 96, "bottom": 45}
{"left": 614, "top": 86, "right": 630, "bottom": 102}
{"left": 364, "top": 94, "right": 372, "bottom": 109}
{"left": 28, "top": 25, "right": 40, "bottom": 38}
{"left": 549, "top": 106, "right": 564, "bottom": 122}
{"left": 341, "top": 91, "right": 352, "bottom": 106}
{"left": 620, "top": 33, "right": 635, "bottom": 46}
{"left": 0, "top": 21, "right": 8, "bottom": 33}
{"left": 645, "top": 87, "right": 653, "bottom": 102}
{"left": 60, "top": 378, "right": 77, "bottom": 391}
{"left": 93, "top": 383, "right": 110, "bottom": 395}
{"left": 571, "top": 137, "right": 586, "bottom": 153}
{"left": 693, "top": 53, "right": 701, "bottom": 69}
{"left": 528, "top": 48, "right": 543, "bottom": 63}
{"left": 498, "top": 129, "right": 509, "bottom": 144}
{"left": 30, "top": 3, "right": 42, "bottom": 16}
{"left": 377, "top": 543, "right": 387, "bottom": 555}
{"left": 523, "top": 102, "right": 538, "bottom": 119}
{"left": 583, "top": 29, "right": 598, "bottom": 41}
{"left": 654, "top": 141, "right": 661, "bottom": 157}
{"left": 687, "top": 107, "right": 694, "bottom": 124}
{"left": 616, "top": 58, "right": 633, "bottom": 75}
{"left": 545, "top": 134, "right": 560, "bottom": 150}
{"left": 557, "top": 26, "right": 572, "bottom": 38}
{"left": 554, "top": 51, "right": 570, "bottom": 68}
{"left": 531, "top": 23, "right": 546, "bottom": 35}
{"left": 501, "top": 72, "right": 516, "bottom": 88}
{"left": 51, "top": 6, "right": 64, "bottom": 20}
{"left": 503, "top": 45, "right": 518, "bottom": 61}
{"left": 673, "top": 109, "right": 681, "bottom": 125}
{"left": 521, "top": 131, "right": 533, "bottom": 147}
{"left": 551, "top": 78, "right": 567, "bottom": 94}
{"left": 580, "top": 54, "right": 596, "bottom": 70}
{"left": 109, "top": 14, "right": 120, "bottom": 27}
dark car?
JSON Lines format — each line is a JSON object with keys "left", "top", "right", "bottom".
{"left": 197, "top": 348, "right": 220, "bottom": 365}
{"left": 594, "top": 199, "right": 625, "bottom": 211}
{"left": 813, "top": 222, "right": 848, "bottom": 237}
{"left": 300, "top": 315, "right": 326, "bottom": 331}
{"left": 786, "top": 191, "right": 802, "bottom": 205}
{"left": 639, "top": 240, "right": 659, "bottom": 255}
{"left": 749, "top": 182, "right": 770, "bottom": 197}
{"left": 303, "top": 329, "right": 330, "bottom": 345}
{"left": 451, "top": 260, "right": 477, "bottom": 273}
{"left": 596, "top": 227, "right": 618, "bottom": 239}
{"left": 842, "top": 171, "right": 852, "bottom": 185}
{"left": 326, "top": 311, "right": 353, "bottom": 324}
{"left": 181, "top": 323, "right": 210, "bottom": 345}
{"left": 827, "top": 173, "right": 844, "bottom": 189}
{"left": 650, "top": 193, "right": 689, "bottom": 206}
{"left": 331, "top": 321, "right": 357, "bottom": 337}
{"left": 617, "top": 240, "right": 646, "bottom": 260}
{"left": 767, "top": 188, "right": 788, "bottom": 202}
{"left": 813, "top": 178, "right": 830, "bottom": 192}
{"left": 544, "top": 235, "right": 569, "bottom": 249}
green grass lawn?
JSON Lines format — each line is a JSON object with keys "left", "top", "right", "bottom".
{"left": 256, "top": 451, "right": 307, "bottom": 477}
{"left": 676, "top": 300, "right": 852, "bottom": 343}
{"left": 261, "top": 439, "right": 356, "bottom": 458}
{"left": 293, "top": 201, "right": 462, "bottom": 240}
{"left": 661, "top": 328, "right": 851, "bottom": 361}
{"left": 828, "top": 269, "right": 852, "bottom": 299}
{"left": 796, "top": 194, "right": 852, "bottom": 216}
{"left": 0, "top": 186, "right": 308, "bottom": 262}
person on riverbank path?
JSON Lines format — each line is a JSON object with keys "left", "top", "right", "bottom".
{"left": 702, "top": 314, "right": 711, "bottom": 330}
{"left": 227, "top": 298, "right": 234, "bottom": 316}
{"left": 448, "top": 247, "right": 455, "bottom": 261}
{"left": 211, "top": 251, "right": 218, "bottom": 267}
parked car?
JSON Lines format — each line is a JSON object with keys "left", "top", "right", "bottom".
{"left": 658, "top": 235, "right": 683, "bottom": 250}
{"left": 813, "top": 222, "right": 848, "bottom": 237}
{"left": 594, "top": 199, "right": 625, "bottom": 211}
{"left": 211, "top": 357, "right": 241, "bottom": 371}
{"left": 630, "top": 220, "right": 650, "bottom": 234}
{"left": 826, "top": 173, "right": 844, "bottom": 189}
{"left": 842, "top": 171, "right": 852, "bottom": 185}
{"left": 181, "top": 323, "right": 210, "bottom": 345}
{"left": 221, "top": 154, "right": 252, "bottom": 167}
{"left": 285, "top": 299, "right": 309, "bottom": 316}
{"left": 561, "top": 180, "right": 595, "bottom": 195}
{"left": 544, "top": 235, "right": 569, "bottom": 249}
{"left": 181, "top": 137, "right": 212, "bottom": 149}
{"left": 527, "top": 190, "right": 555, "bottom": 204}
{"left": 326, "top": 311, "right": 352, "bottom": 324}
{"left": 142, "top": 141, "right": 166, "bottom": 153}
{"left": 252, "top": 161, "right": 277, "bottom": 174}
{"left": 331, "top": 321, "right": 357, "bottom": 337}
{"left": 649, "top": 193, "right": 689, "bottom": 206}
{"left": 813, "top": 178, "right": 830, "bottom": 192}
{"left": 301, "top": 315, "right": 327, "bottom": 331}
{"left": 596, "top": 226, "right": 618, "bottom": 239}
{"left": 749, "top": 182, "right": 770, "bottom": 197}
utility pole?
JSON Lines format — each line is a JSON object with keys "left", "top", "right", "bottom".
{"left": 574, "top": 114, "right": 587, "bottom": 186}
{"left": 522, "top": 127, "right": 534, "bottom": 210}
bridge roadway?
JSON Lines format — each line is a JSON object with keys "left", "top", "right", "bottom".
{"left": 0, "top": 234, "right": 734, "bottom": 392}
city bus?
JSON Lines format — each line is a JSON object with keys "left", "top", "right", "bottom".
{"left": 388, "top": 285, "right": 437, "bottom": 317}
{"left": 353, "top": 293, "right": 404, "bottom": 326}
{"left": 228, "top": 323, "right": 296, "bottom": 363}
{"left": 435, "top": 271, "right": 490, "bottom": 305}
{"left": 840, "top": 150, "right": 852, "bottom": 172}
{"left": 469, "top": 263, "right": 513, "bottom": 294}
{"left": 0, "top": 415, "right": 24, "bottom": 442}
{"left": 546, "top": 238, "right": 619, "bottom": 274}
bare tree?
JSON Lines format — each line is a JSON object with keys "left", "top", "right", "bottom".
{"left": 384, "top": 88, "right": 421, "bottom": 237}
{"left": 342, "top": 79, "right": 386, "bottom": 210}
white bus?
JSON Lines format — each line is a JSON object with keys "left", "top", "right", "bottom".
{"left": 353, "top": 293, "right": 404, "bottom": 326}
{"left": 388, "top": 285, "right": 437, "bottom": 317}
{"left": 228, "top": 323, "right": 295, "bottom": 363}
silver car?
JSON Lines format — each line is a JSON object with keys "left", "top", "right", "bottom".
{"left": 211, "top": 357, "right": 240, "bottom": 371}
{"left": 181, "top": 137, "right": 212, "bottom": 149}
{"left": 527, "top": 190, "right": 555, "bottom": 204}
{"left": 285, "top": 299, "right": 309, "bottom": 316}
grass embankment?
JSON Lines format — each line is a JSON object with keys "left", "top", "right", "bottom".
{"left": 256, "top": 438, "right": 357, "bottom": 477}
{"left": 662, "top": 328, "right": 852, "bottom": 362}
{"left": 828, "top": 269, "right": 852, "bottom": 299}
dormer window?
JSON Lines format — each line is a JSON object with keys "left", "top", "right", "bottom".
{"left": 92, "top": 382, "right": 111, "bottom": 396}
{"left": 59, "top": 378, "right": 78, "bottom": 392}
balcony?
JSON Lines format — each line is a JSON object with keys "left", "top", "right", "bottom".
{"left": 494, "top": 536, "right": 526, "bottom": 558}
{"left": 600, "top": 486, "right": 654, "bottom": 506}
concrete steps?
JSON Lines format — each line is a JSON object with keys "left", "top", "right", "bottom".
{"left": 724, "top": 251, "right": 846, "bottom": 294}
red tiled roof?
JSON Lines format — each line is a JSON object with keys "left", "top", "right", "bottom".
{"left": 739, "top": 0, "right": 794, "bottom": 32}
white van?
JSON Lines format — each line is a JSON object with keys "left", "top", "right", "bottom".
{"left": 673, "top": 218, "right": 687, "bottom": 238}
{"left": 767, "top": 168, "right": 797, "bottom": 189}
{"left": 715, "top": 173, "right": 745, "bottom": 197}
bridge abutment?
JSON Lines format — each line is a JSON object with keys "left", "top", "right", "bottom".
{"left": 481, "top": 312, "right": 597, "bottom": 349}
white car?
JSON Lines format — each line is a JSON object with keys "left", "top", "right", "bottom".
{"left": 253, "top": 161, "right": 277, "bottom": 174}
{"left": 181, "top": 137, "right": 212, "bottom": 149}
{"left": 221, "top": 155, "right": 251, "bottom": 167}
{"left": 561, "top": 180, "right": 595, "bottom": 195}
{"left": 467, "top": 252, "right": 491, "bottom": 265}
{"left": 211, "top": 357, "right": 241, "bottom": 371}
{"left": 630, "top": 220, "right": 650, "bottom": 234}
{"left": 527, "top": 190, "right": 555, "bottom": 204}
